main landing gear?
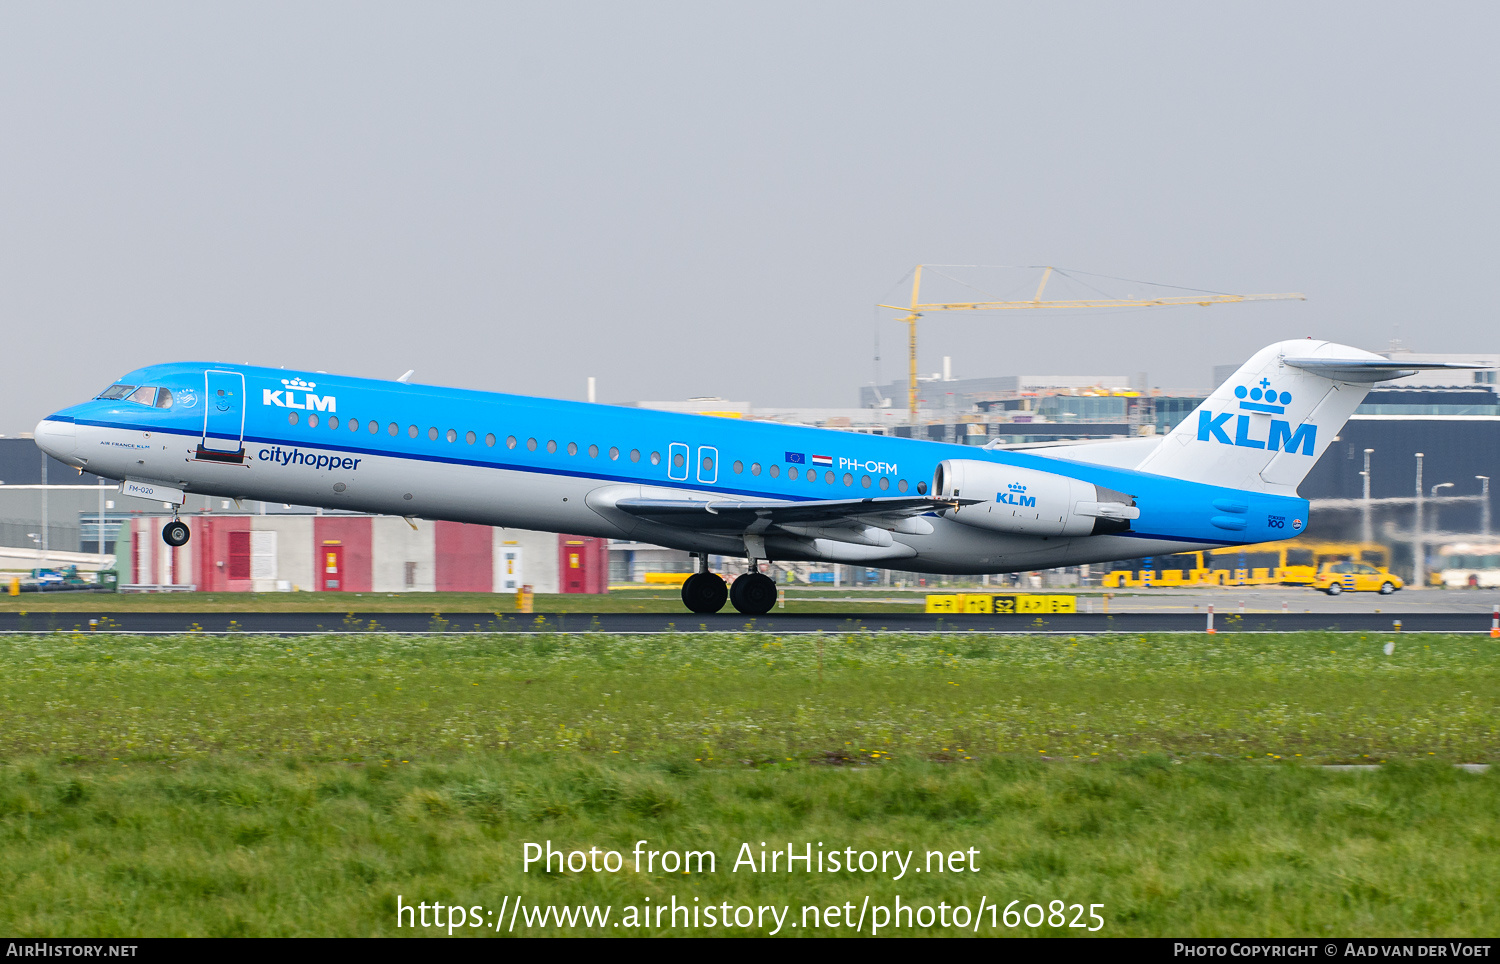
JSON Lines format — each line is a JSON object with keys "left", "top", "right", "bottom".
{"left": 680, "top": 554, "right": 778, "bottom": 616}
{"left": 681, "top": 565, "right": 728, "bottom": 614}
{"left": 162, "top": 514, "right": 191, "bottom": 548}
{"left": 730, "top": 570, "right": 777, "bottom": 615}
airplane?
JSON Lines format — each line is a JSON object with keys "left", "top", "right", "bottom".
{"left": 32, "top": 339, "right": 1471, "bottom": 615}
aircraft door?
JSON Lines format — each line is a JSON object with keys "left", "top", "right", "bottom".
{"left": 202, "top": 370, "right": 246, "bottom": 458}
{"left": 696, "top": 446, "right": 718, "bottom": 484}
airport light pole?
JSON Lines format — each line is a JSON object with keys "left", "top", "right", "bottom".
{"left": 39, "top": 452, "right": 47, "bottom": 569}
{"left": 1431, "top": 482, "right": 1454, "bottom": 537}
{"left": 1478, "top": 476, "right": 1491, "bottom": 538}
{"left": 1414, "top": 453, "right": 1425, "bottom": 589}
{"left": 1360, "top": 448, "right": 1374, "bottom": 546}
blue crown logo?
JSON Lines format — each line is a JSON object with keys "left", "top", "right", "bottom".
{"left": 1233, "top": 378, "right": 1291, "bottom": 414}
{"left": 282, "top": 377, "right": 317, "bottom": 390}
{"left": 1007, "top": 482, "right": 1027, "bottom": 493}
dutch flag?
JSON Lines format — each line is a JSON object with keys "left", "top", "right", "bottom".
{"left": 811, "top": 454, "right": 833, "bottom": 467}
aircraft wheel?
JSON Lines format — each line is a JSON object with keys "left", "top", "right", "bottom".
{"left": 162, "top": 520, "right": 191, "bottom": 548}
{"left": 729, "top": 571, "right": 778, "bottom": 615}
{"left": 681, "top": 572, "right": 727, "bottom": 614}
{"left": 1379, "top": 582, "right": 1396, "bottom": 595}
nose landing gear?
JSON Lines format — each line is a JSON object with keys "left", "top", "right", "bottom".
{"left": 162, "top": 516, "right": 191, "bottom": 548}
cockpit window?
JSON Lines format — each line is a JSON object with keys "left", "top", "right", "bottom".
{"left": 127, "top": 386, "right": 158, "bottom": 407}
{"left": 97, "top": 384, "right": 136, "bottom": 400}
{"left": 155, "top": 388, "right": 174, "bottom": 408}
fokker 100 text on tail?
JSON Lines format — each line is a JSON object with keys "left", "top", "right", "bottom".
{"left": 33, "top": 340, "right": 1470, "bottom": 614}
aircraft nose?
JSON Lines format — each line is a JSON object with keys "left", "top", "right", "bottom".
{"left": 34, "top": 417, "right": 77, "bottom": 459}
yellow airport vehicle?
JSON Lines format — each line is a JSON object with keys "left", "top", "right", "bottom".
{"left": 1102, "top": 540, "right": 1391, "bottom": 589}
{"left": 1312, "top": 562, "right": 1402, "bottom": 596}
{"left": 643, "top": 572, "right": 693, "bottom": 585}
{"left": 926, "top": 593, "right": 1077, "bottom": 614}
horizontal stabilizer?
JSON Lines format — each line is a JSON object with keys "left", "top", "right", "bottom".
{"left": 1283, "top": 357, "right": 1483, "bottom": 382}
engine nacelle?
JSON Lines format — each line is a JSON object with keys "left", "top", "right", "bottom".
{"left": 933, "top": 460, "right": 1139, "bottom": 537}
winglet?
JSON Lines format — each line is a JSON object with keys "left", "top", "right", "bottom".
{"left": 397, "top": 370, "right": 415, "bottom": 384}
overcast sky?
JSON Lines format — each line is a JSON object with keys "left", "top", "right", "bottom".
{"left": 3, "top": 2, "right": 1497, "bottom": 431}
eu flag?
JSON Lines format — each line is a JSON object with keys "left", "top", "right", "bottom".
{"left": 785, "top": 452, "right": 805, "bottom": 464}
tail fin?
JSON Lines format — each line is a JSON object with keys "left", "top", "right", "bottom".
{"left": 1135, "top": 339, "right": 1476, "bottom": 494}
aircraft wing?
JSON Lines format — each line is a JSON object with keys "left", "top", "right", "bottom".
{"left": 613, "top": 495, "right": 977, "bottom": 533}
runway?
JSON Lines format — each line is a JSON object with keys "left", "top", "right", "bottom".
{"left": 2, "top": 610, "right": 1496, "bottom": 634}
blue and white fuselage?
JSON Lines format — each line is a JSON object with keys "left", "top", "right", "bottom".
{"left": 34, "top": 340, "right": 1464, "bottom": 611}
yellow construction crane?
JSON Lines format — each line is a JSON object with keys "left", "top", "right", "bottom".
{"left": 878, "top": 265, "right": 1306, "bottom": 422}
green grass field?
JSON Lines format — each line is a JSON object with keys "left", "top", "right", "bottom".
{"left": 1, "top": 630, "right": 1497, "bottom": 936}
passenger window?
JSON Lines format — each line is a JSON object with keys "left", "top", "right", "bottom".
{"left": 428, "top": 427, "right": 439, "bottom": 440}
{"left": 408, "top": 425, "right": 419, "bottom": 438}
{"left": 879, "top": 477, "right": 890, "bottom": 491}
{"left": 348, "top": 419, "right": 360, "bottom": 432}
{"left": 289, "top": 412, "right": 300, "bottom": 425}
{"left": 308, "top": 413, "right": 320, "bottom": 428}
{"left": 732, "top": 460, "right": 743, "bottom": 474}
{"left": 861, "top": 475, "right": 871, "bottom": 488}
{"left": 128, "top": 386, "right": 157, "bottom": 406}
{"left": 701, "top": 455, "right": 713, "bottom": 473}
{"left": 567, "top": 442, "right": 578, "bottom": 455}
{"left": 673, "top": 452, "right": 686, "bottom": 468}
{"left": 589, "top": 444, "right": 599, "bottom": 458}
{"left": 769, "top": 465, "right": 779, "bottom": 478}
{"left": 447, "top": 429, "right": 457, "bottom": 443}
{"left": 547, "top": 440, "right": 558, "bottom": 453}
{"left": 609, "top": 446, "right": 619, "bottom": 460}
{"left": 916, "top": 481, "right": 927, "bottom": 494}
{"left": 788, "top": 466, "right": 799, "bottom": 480}
{"left": 155, "top": 388, "right": 174, "bottom": 409}
{"left": 388, "top": 423, "right": 399, "bottom": 436}
{"left": 897, "top": 479, "right": 908, "bottom": 493}
{"left": 843, "top": 473, "right": 853, "bottom": 486}
{"left": 527, "top": 438, "right": 538, "bottom": 451}
{"left": 631, "top": 449, "right": 641, "bottom": 462}
{"left": 487, "top": 434, "right": 497, "bottom": 447}
{"left": 328, "top": 415, "right": 339, "bottom": 429}
{"left": 750, "top": 462, "right": 761, "bottom": 476}
{"left": 465, "top": 431, "right": 475, "bottom": 444}
{"left": 650, "top": 451, "right": 661, "bottom": 465}
{"left": 826, "top": 471, "right": 835, "bottom": 484}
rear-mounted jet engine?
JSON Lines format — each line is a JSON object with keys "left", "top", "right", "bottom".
{"left": 932, "top": 460, "right": 1140, "bottom": 537}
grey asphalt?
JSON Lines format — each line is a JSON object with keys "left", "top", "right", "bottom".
{"left": 1074, "top": 586, "right": 1500, "bottom": 615}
